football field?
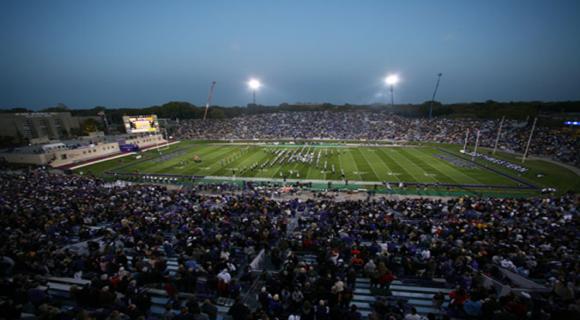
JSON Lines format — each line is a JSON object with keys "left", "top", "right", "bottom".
{"left": 78, "top": 141, "right": 531, "bottom": 189}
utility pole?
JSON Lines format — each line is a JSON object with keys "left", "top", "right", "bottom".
{"left": 429, "top": 73, "right": 443, "bottom": 119}
{"left": 493, "top": 116, "right": 505, "bottom": 155}
{"left": 522, "top": 117, "right": 537, "bottom": 163}
{"left": 203, "top": 81, "right": 217, "bottom": 120}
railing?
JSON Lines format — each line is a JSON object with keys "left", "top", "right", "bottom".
{"left": 498, "top": 267, "right": 549, "bottom": 290}
{"left": 249, "top": 249, "right": 266, "bottom": 272}
{"left": 479, "top": 271, "right": 513, "bottom": 297}
{"left": 476, "top": 267, "right": 550, "bottom": 297}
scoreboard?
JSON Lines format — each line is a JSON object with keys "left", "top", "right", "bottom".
{"left": 123, "top": 115, "right": 159, "bottom": 133}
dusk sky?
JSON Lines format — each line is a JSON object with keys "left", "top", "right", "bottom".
{"left": 1, "top": 0, "right": 580, "bottom": 109}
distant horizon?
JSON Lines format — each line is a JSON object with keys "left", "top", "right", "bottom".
{"left": 2, "top": 99, "right": 579, "bottom": 112}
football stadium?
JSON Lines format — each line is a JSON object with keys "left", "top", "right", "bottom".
{"left": 1, "top": 2, "right": 580, "bottom": 320}
{"left": 77, "top": 139, "right": 575, "bottom": 198}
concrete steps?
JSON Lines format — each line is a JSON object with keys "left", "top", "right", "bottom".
{"left": 352, "top": 277, "right": 451, "bottom": 318}
{"left": 42, "top": 276, "right": 232, "bottom": 319}
{"left": 352, "top": 278, "right": 375, "bottom": 319}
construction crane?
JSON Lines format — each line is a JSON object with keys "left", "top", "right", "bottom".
{"left": 429, "top": 73, "right": 443, "bottom": 119}
{"left": 203, "top": 81, "right": 217, "bottom": 120}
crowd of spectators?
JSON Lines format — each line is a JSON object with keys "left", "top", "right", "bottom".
{"left": 0, "top": 169, "right": 283, "bottom": 319}
{"left": 1, "top": 169, "right": 578, "bottom": 319}
{"left": 174, "top": 112, "right": 579, "bottom": 167}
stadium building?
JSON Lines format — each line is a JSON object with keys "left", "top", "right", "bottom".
{"left": 0, "top": 132, "right": 166, "bottom": 167}
{"left": 0, "top": 112, "right": 83, "bottom": 143}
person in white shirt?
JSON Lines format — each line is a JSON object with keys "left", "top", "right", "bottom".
{"left": 404, "top": 307, "right": 425, "bottom": 320}
{"left": 217, "top": 269, "right": 231, "bottom": 284}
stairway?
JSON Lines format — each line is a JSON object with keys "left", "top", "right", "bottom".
{"left": 352, "top": 277, "right": 451, "bottom": 318}
{"left": 148, "top": 294, "right": 232, "bottom": 320}
{"left": 42, "top": 276, "right": 232, "bottom": 320}
{"left": 351, "top": 278, "right": 375, "bottom": 319}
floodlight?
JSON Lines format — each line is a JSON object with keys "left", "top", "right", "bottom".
{"left": 384, "top": 73, "right": 400, "bottom": 107}
{"left": 247, "top": 78, "right": 262, "bottom": 104}
{"left": 248, "top": 79, "right": 261, "bottom": 90}
{"left": 385, "top": 74, "right": 399, "bottom": 86}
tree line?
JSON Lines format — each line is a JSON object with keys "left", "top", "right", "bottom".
{"left": 2, "top": 100, "right": 579, "bottom": 122}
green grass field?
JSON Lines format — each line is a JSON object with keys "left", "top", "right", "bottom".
{"left": 75, "top": 141, "right": 580, "bottom": 196}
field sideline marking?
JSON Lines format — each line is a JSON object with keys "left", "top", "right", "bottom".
{"left": 436, "top": 147, "right": 537, "bottom": 189}
{"left": 70, "top": 152, "right": 137, "bottom": 170}
{"left": 75, "top": 141, "right": 182, "bottom": 171}
{"left": 105, "top": 143, "right": 528, "bottom": 190}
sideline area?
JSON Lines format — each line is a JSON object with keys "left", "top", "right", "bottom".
{"left": 66, "top": 141, "right": 181, "bottom": 170}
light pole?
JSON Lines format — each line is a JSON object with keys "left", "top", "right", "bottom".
{"left": 384, "top": 74, "right": 399, "bottom": 108}
{"left": 247, "top": 78, "right": 261, "bottom": 105}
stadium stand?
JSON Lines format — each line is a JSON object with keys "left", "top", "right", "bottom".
{"left": 1, "top": 168, "right": 578, "bottom": 319}
{"left": 175, "top": 111, "right": 579, "bottom": 167}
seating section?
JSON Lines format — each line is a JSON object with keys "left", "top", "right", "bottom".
{"left": 1, "top": 170, "right": 576, "bottom": 319}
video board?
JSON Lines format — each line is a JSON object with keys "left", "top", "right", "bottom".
{"left": 123, "top": 115, "right": 159, "bottom": 133}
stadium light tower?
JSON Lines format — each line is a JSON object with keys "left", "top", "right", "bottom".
{"left": 384, "top": 74, "right": 399, "bottom": 107}
{"left": 247, "top": 78, "right": 261, "bottom": 105}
